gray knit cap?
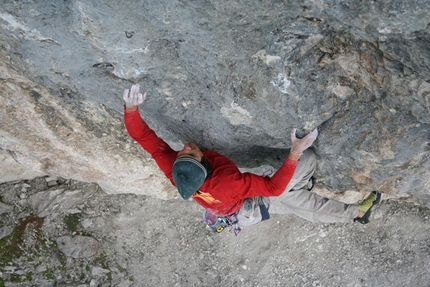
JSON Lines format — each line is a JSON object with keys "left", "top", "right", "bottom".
{"left": 172, "top": 157, "right": 207, "bottom": 199}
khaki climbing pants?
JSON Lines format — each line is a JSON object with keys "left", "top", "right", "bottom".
{"left": 265, "top": 149, "right": 359, "bottom": 223}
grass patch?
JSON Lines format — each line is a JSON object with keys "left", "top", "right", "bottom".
{"left": 10, "top": 274, "right": 21, "bottom": 283}
{"left": 42, "top": 268, "right": 55, "bottom": 280}
{"left": 0, "top": 214, "right": 44, "bottom": 266}
{"left": 64, "top": 213, "right": 81, "bottom": 231}
{"left": 94, "top": 253, "right": 109, "bottom": 269}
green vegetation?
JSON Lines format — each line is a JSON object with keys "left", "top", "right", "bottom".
{"left": 10, "top": 274, "right": 21, "bottom": 283}
{"left": 42, "top": 268, "right": 55, "bottom": 280}
{"left": 94, "top": 253, "right": 109, "bottom": 269}
{"left": 0, "top": 182, "right": 115, "bottom": 286}
{"left": 0, "top": 205, "right": 114, "bottom": 285}
{"left": 64, "top": 213, "right": 81, "bottom": 231}
{"left": 1, "top": 252, "right": 12, "bottom": 264}
{"left": 0, "top": 214, "right": 44, "bottom": 266}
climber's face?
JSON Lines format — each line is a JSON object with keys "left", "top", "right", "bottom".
{"left": 176, "top": 142, "right": 203, "bottom": 162}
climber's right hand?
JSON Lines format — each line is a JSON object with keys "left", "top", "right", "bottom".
{"left": 290, "top": 128, "right": 318, "bottom": 156}
{"left": 123, "top": 84, "right": 147, "bottom": 112}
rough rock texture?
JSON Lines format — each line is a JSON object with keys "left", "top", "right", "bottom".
{"left": 0, "top": 0, "right": 429, "bottom": 204}
{"left": 0, "top": 177, "right": 429, "bottom": 286}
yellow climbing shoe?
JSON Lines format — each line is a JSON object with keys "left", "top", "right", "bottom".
{"left": 355, "top": 191, "right": 381, "bottom": 224}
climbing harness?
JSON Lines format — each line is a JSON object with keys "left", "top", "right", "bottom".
{"left": 203, "top": 210, "right": 242, "bottom": 236}
{"left": 202, "top": 171, "right": 273, "bottom": 235}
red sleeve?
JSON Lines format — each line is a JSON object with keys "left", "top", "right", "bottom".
{"left": 265, "top": 158, "right": 298, "bottom": 195}
{"left": 201, "top": 152, "right": 298, "bottom": 202}
{"left": 124, "top": 108, "right": 177, "bottom": 183}
{"left": 238, "top": 158, "right": 298, "bottom": 198}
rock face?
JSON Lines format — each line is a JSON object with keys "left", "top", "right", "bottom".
{"left": 56, "top": 235, "right": 99, "bottom": 259}
{"left": 0, "top": 1, "right": 429, "bottom": 204}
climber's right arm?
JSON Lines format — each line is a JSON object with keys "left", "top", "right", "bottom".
{"left": 123, "top": 84, "right": 177, "bottom": 182}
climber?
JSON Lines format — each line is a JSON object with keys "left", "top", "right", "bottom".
{"left": 123, "top": 84, "right": 381, "bottom": 233}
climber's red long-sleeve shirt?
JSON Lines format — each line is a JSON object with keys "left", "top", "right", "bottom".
{"left": 124, "top": 108, "right": 299, "bottom": 216}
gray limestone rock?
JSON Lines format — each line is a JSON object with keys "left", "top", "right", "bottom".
{"left": 0, "top": 202, "right": 13, "bottom": 215}
{"left": 56, "top": 235, "right": 99, "bottom": 259}
{"left": 0, "top": 226, "right": 13, "bottom": 240}
{"left": 0, "top": 176, "right": 429, "bottom": 286}
{"left": 0, "top": 2, "right": 429, "bottom": 203}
